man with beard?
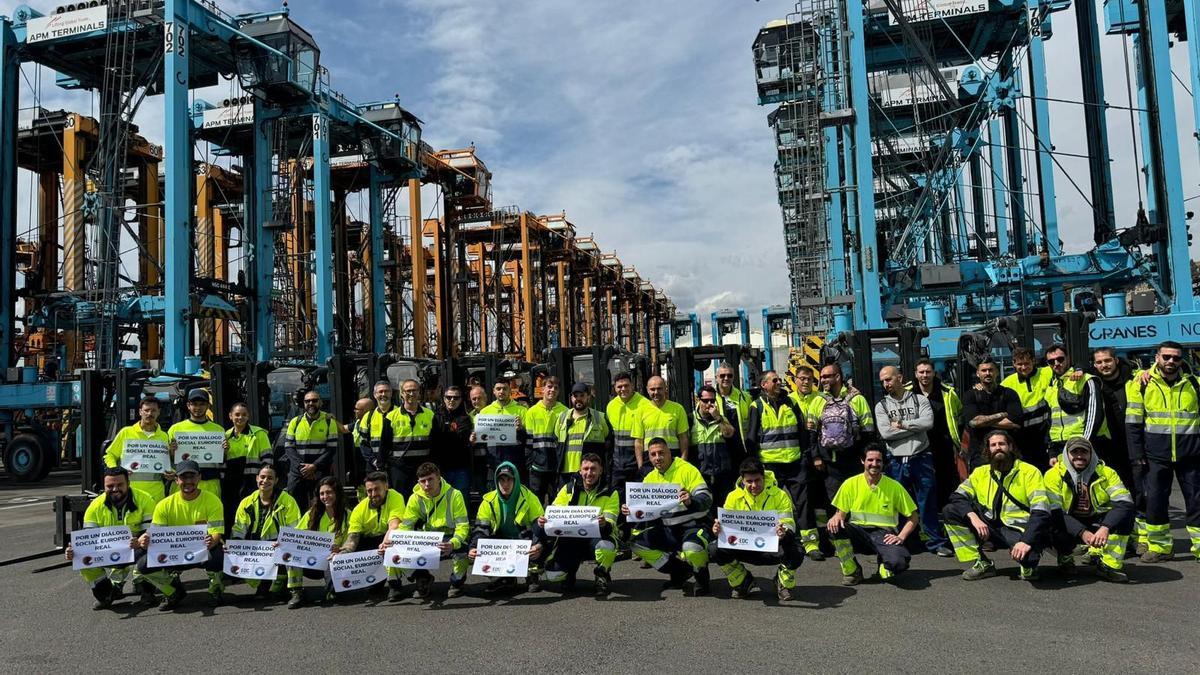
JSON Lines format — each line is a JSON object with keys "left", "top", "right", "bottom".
{"left": 137, "top": 460, "right": 227, "bottom": 609}
{"left": 555, "top": 383, "right": 610, "bottom": 484}
{"left": 537, "top": 453, "right": 619, "bottom": 595}
{"left": 1044, "top": 344, "right": 1108, "bottom": 471}
{"left": 827, "top": 444, "right": 919, "bottom": 585}
{"left": 789, "top": 366, "right": 829, "bottom": 557}
{"left": 907, "top": 358, "right": 963, "bottom": 512}
{"left": 1001, "top": 348, "right": 1053, "bottom": 471}
{"left": 961, "top": 358, "right": 1022, "bottom": 469}
{"left": 1088, "top": 347, "right": 1145, "bottom": 552}
{"left": 623, "top": 438, "right": 713, "bottom": 595}
{"left": 693, "top": 384, "right": 739, "bottom": 513}
{"left": 942, "top": 430, "right": 1053, "bottom": 581}
{"left": 66, "top": 467, "right": 155, "bottom": 609}
{"left": 1044, "top": 438, "right": 1134, "bottom": 582}
{"left": 339, "top": 471, "right": 407, "bottom": 601}
{"left": 715, "top": 362, "right": 753, "bottom": 444}
{"left": 1127, "top": 341, "right": 1200, "bottom": 563}
{"left": 432, "top": 386, "right": 474, "bottom": 496}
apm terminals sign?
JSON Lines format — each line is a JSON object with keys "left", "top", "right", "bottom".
{"left": 887, "top": 0, "right": 989, "bottom": 25}
{"left": 27, "top": 6, "right": 108, "bottom": 43}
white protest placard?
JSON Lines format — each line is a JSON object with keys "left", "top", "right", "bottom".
{"left": 120, "top": 440, "right": 170, "bottom": 474}
{"left": 274, "top": 526, "right": 335, "bottom": 571}
{"left": 70, "top": 526, "right": 134, "bottom": 570}
{"left": 330, "top": 550, "right": 386, "bottom": 592}
{"left": 625, "top": 482, "right": 682, "bottom": 523}
{"left": 224, "top": 540, "right": 279, "bottom": 580}
{"left": 147, "top": 524, "right": 209, "bottom": 567}
{"left": 174, "top": 431, "right": 225, "bottom": 467}
{"left": 543, "top": 505, "right": 601, "bottom": 539}
{"left": 474, "top": 414, "right": 518, "bottom": 447}
{"left": 383, "top": 530, "right": 444, "bottom": 571}
{"left": 471, "top": 538, "right": 530, "bottom": 578}
{"left": 717, "top": 508, "right": 780, "bottom": 553}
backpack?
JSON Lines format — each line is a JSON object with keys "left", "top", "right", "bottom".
{"left": 818, "top": 397, "right": 860, "bottom": 451}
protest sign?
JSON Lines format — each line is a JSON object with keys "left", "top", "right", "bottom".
{"left": 120, "top": 440, "right": 170, "bottom": 474}
{"left": 274, "top": 526, "right": 335, "bottom": 571}
{"left": 474, "top": 415, "right": 518, "bottom": 447}
{"left": 224, "top": 540, "right": 279, "bottom": 580}
{"left": 147, "top": 524, "right": 209, "bottom": 567}
{"left": 716, "top": 508, "right": 780, "bottom": 553}
{"left": 471, "top": 538, "right": 530, "bottom": 578}
{"left": 383, "top": 530, "right": 444, "bottom": 571}
{"left": 174, "top": 432, "right": 225, "bottom": 467}
{"left": 70, "top": 526, "right": 134, "bottom": 570}
{"left": 625, "top": 482, "right": 683, "bottom": 523}
{"left": 543, "top": 505, "right": 601, "bottom": 538}
{"left": 330, "top": 550, "right": 386, "bottom": 592}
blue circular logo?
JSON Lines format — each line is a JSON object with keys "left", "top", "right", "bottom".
{"left": 365, "top": 575, "right": 377, "bottom": 584}
{"left": 183, "top": 551, "right": 196, "bottom": 562}
{"left": 505, "top": 565, "right": 516, "bottom": 575}
{"left": 754, "top": 537, "right": 767, "bottom": 549}
{"left": 306, "top": 556, "right": 318, "bottom": 567}
{"left": 109, "top": 551, "right": 123, "bottom": 562}
{"left": 578, "top": 528, "right": 589, "bottom": 537}
{"left": 416, "top": 556, "right": 428, "bottom": 567}
{"left": 254, "top": 566, "right": 266, "bottom": 577}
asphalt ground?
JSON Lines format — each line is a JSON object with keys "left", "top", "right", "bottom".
{"left": 2, "top": 472, "right": 1197, "bottom": 673}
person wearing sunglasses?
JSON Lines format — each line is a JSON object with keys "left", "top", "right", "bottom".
{"left": 714, "top": 363, "right": 752, "bottom": 443}
{"left": 283, "top": 389, "right": 340, "bottom": 511}
{"left": 692, "top": 385, "right": 738, "bottom": 514}
{"left": 1127, "top": 340, "right": 1200, "bottom": 563}
{"left": 433, "top": 385, "right": 474, "bottom": 497}
{"left": 1043, "top": 344, "right": 1108, "bottom": 472}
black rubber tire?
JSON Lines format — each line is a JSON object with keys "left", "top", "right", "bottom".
{"left": 3, "top": 433, "right": 50, "bottom": 482}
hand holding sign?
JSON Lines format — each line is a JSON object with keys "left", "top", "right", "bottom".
{"left": 224, "top": 540, "right": 278, "bottom": 580}
{"left": 330, "top": 550, "right": 386, "bottom": 592}
{"left": 173, "top": 431, "right": 225, "bottom": 467}
{"left": 383, "top": 530, "right": 444, "bottom": 571}
{"left": 543, "top": 506, "right": 601, "bottom": 538}
{"left": 471, "top": 538, "right": 530, "bottom": 578}
{"left": 716, "top": 508, "right": 780, "bottom": 553}
{"left": 275, "top": 526, "right": 335, "bottom": 571}
{"left": 70, "top": 526, "right": 135, "bottom": 570}
{"left": 121, "top": 440, "right": 170, "bottom": 474}
{"left": 146, "top": 525, "right": 209, "bottom": 567}
{"left": 474, "top": 415, "right": 518, "bottom": 447}
{"left": 625, "top": 482, "right": 683, "bottom": 522}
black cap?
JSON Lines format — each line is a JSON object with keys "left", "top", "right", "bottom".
{"left": 174, "top": 459, "right": 201, "bottom": 475}
{"left": 186, "top": 388, "right": 208, "bottom": 402}
{"left": 571, "top": 382, "right": 590, "bottom": 394}
{"left": 496, "top": 465, "right": 516, "bottom": 479}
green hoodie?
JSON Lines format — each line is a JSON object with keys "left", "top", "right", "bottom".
{"left": 473, "top": 461, "right": 544, "bottom": 542}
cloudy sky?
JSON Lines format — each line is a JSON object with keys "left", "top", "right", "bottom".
{"left": 5, "top": 0, "right": 1200, "bottom": 320}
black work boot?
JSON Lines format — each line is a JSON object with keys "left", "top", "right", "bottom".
{"left": 91, "top": 579, "right": 115, "bottom": 610}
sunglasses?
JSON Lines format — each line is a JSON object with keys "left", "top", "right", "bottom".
{"left": 1161, "top": 354, "right": 1182, "bottom": 362}
{"left": 445, "top": 395, "right": 461, "bottom": 400}
{"left": 699, "top": 398, "right": 716, "bottom": 404}
{"left": 717, "top": 374, "right": 733, "bottom": 379}
{"left": 1046, "top": 356, "right": 1066, "bottom": 365}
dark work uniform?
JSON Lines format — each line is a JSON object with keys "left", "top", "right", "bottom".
{"left": 961, "top": 385, "right": 1023, "bottom": 468}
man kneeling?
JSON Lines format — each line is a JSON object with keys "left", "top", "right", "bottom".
{"left": 537, "top": 453, "right": 619, "bottom": 595}
{"left": 401, "top": 462, "right": 471, "bottom": 599}
{"left": 712, "top": 459, "right": 804, "bottom": 600}
{"left": 827, "top": 444, "right": 918, "bottom": 585}
{"left": 1044, "top": 438, "right": 1135, "bottom": 582}
{"left": 942, "top": 430, "right": 1052, "bottom": 581}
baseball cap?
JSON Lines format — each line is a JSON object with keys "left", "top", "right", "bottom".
{"left": 496, "top": 465, "right": 516, "bottom": 479}
{"left": 501, "top": 370, "right": 518, "bottom": 380}
{"left": 186, "top": 388, "right": 208, "bottom": 402}
{"left": 174, "top": 459, "right": 201, "bottom": 475}
{"left": 571, "top": 382, "right": 590, "bottom": 394}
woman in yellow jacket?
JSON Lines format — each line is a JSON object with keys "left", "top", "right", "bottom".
{"left": 227, "top": 464, "right": 301, "bottom": 600}
{"left": 286, "top": 476, "right": 349, "bottom": 607}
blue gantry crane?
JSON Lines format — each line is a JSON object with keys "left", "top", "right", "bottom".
{"left": 752, "top": 0, "right": 1200, "bottom": 366}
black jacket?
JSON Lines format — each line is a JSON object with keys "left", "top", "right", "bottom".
{"left": 433, "top": 403, "right": 473, "bottom": 471}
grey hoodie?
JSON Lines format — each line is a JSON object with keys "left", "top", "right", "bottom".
{"left": 875, "top": 390, "right": 934, "bottom": 457}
